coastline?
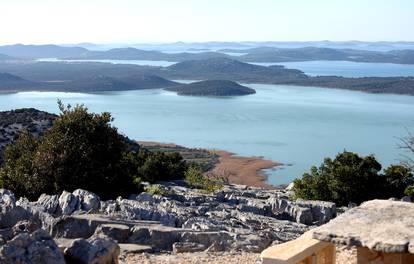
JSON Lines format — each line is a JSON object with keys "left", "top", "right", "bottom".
{"left": 138, "top": 141, "right": 280, "bottom": 189}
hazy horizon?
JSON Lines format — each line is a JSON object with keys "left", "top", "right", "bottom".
{"left": 1, "top": 0, "right": 414, "bottom": 45}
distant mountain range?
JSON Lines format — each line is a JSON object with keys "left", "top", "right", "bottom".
{"left": 2, "top": 44, "right": 414, "bottom": 64}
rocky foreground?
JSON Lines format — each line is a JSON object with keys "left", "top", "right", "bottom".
{"left": 0, "top": 182, "right": 337, "bottom": 263}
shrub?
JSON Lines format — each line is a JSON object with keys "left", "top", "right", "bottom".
{"left": 144, "top": 184, "right": 166, "bottom": 196}
{"left": 383, "top": 165, "right": 414, "bottom": 198}
{"left": 0, "top": 131, "right": 42, "bottom": 199}
{"left": 123, "top": 149, "right": 187, "bottom": 183}
{"left": 292, "top": 151, "right": 414, "bottom": 206}
{"left": 185, "top": 165, "right": 223, "bottom": 192}
{"left": 404, "top": 185, "right": 414, "bottom": 200}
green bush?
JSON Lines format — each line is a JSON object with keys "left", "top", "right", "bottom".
{"left": 185, "top": 165, "right": 223, "bottom": 192}
{"left": 123, "top": 149, "right": 187, "bottom": 183}
{"left": 404, "top": 185, "right": 414, "bottom": 200}
{"left": 383, "top": 165, "right": 414, "bottom": 198}
{"left": 0, "top": 131, "right": 42, "bottom": 199}
{"left": 0, "top": 102, "right": 187, "bottom": 200}
{"left": 144, "top": 184, "right": 166, "bottom": 196}
{"left": 293, "top": 151, "right": 414, "bottom": 206}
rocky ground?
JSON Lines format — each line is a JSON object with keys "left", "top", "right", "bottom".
{"left": 121, "top": 251, "right": 261, "bottom": 264}
{"left": 0, "top": 182, "right": 338, "bottom": 263}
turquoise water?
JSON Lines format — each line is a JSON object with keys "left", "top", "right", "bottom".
{"left": 1, "top": 84, "right": 413, "bottom": 185}
{"left": 253, "top": 60, "right": 414, "bottom": 77}
{"left": 0, "top": 84, "right": 414, "bottom": 184}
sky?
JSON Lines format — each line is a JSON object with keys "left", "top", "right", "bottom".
{"left": 1, "top": 0, "right": 413, "bottom": 45}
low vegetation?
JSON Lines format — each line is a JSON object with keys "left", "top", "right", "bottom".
{"left": 293, "top": 151, "right": 414, "bottom": 206}
{"left": 185, "top": 165, "right": 224, "bottom": 192}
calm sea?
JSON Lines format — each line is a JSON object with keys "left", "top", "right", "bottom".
{"left": 38, "top": 58, "right": 414, "bottom": 77}
{"left": 1, "top": 83, "right": 413, "bottom": 185}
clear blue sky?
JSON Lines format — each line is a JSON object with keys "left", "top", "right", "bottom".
{"left": 1, "top": 0, "right": 413, "bottom": 44}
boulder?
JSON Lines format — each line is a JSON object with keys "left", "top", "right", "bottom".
{"left": 0, "top": 229, "right": 65, "bottom": 264}
{"left": 149, "top": 228, "right": 181, "bottom": 251}
{"left": 59, "top": 191, "right": 79, "bottom": 215}
{"left": 36, "top": 194, "right": 60, "bottom": 215}
{"left": 94, "top": 224, "right": 130, "bottom": 243}
{"left": 180, "top": 231, "right": 234, "bottom": 251}
{"left": 127, "top": 226, "right": 151, "bottom": 244}
{"left": 0, "top": 189, "right": 16, "bottom": 206}
{"left": 72, "top": 189, "right": 101, "bottom": 212}
{"left": 64, "top": 234, "right": 120, "bottom": 264}
{"left": 295, "top": 199, "right": 336, "bottom": 225}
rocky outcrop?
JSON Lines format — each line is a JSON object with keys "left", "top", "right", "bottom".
{"left": 313, "top": 199, "right": 414, "bottom": 254}
{"left": 0, "top": 229, "right": 65, "bottom": 264}
{"left": 0, "top": 189, "right": 32, "bottom": 228}
{"left": 268, "top": 196, "right": 336, "bottom": 225}
{"left": 64, "top": 234, "right": 120, "bottom": 264}
{"left": 0, "top": 183, "right": 337, "bottom": 260}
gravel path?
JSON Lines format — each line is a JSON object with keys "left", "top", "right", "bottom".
{"left": 120, "top": 252, "right": 261, "bottom": 264}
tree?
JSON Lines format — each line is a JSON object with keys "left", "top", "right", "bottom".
{"left": 383, "top": 165, "right": 414, "bottom": 198}
{"left": 0, "top": 103, "right": 140, "bottom": 199}
{"left": 0, "top": 131, "right": 43, "bottom": 199}
{"left": 293, "top": 151, "right": 385, "bottom": 206}
{"left": 400, "top": 130, "right": 414, "bottom": 169}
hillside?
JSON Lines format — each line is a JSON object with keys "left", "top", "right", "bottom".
{"left": 164, "top": 57, "right": 306, "bottom": 81}
{"left": 223, "top": 46, "right": 414, "bottom": 64}
{"left": 0, "top": 54, "right": 18, "bottom": 61}
{"left": 66, "top": 47, "right": 229, "bottom": 61}
{"left": 0, "top": 71, "right": 178, "bottom": 93}
{"left": 0, "top": 73, "right": 38, "bottom": 92}
{"left": 0, "top": 108, "right": 56, "bottom": 163}
{"left": 165, "top": 80, "right": 256, "bottom": 96}
{"left": 0, "top": 44, "right": 89, "bottom": 59}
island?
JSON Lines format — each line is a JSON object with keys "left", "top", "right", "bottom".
{"left": 0, "top": 58, "right": 414, "bottom": 95}
{"left": 164, "top": 80, "right": 256, "bottom": 96}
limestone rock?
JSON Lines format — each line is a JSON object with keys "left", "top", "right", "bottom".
{"left": 173, "top": 242, "right": 207, "bottom": 253}
{"left": 64, "top": 234, "right": 120, "bottom": 264}
{"left": 36, "top": 194, "right": 60, "bottom": 215}
{"left": 73, "top": 189, "right": 101, "bottom": 212}
{"left": 0, "top": 229, "right": 65, "bottom": 264}
{"left": 94, "top": 224, "right": 130, "bottom": 243}
{"left": 59, "top": 191, "right": 79, "bottom": 215}
{"left": 0, "top": 189, "right": 16, "bottom": 206}
{"left": 313, "top": 199, "right": 414, "bottom": 253}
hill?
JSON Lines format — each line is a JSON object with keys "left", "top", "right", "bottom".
{"left": 0, "top": 54, "right": 18, "bottom": 61}
{"left": 165, "top": 80, "right": 256, "bottom": 96}
{"left": 0, "top": 73, "right": 38, "bottom": 92}
{"left": 227, "top": 47, "right": 414, "bottom": 64}
{"left": 0, "top": 44, "right": 89, "bottom": 59}
{"left": 66, "top": 47, "right": 229, "bottom": 61}
{"left": 0, "top": 71, "right": 178, "bottom": 93}
{"left": 164, "top": 57, "right": 306, "bottom": 81}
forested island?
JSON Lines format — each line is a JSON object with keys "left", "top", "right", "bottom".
{"left": 165, "top": 80, "right": 256, "bottom": 96}
{"left": 0, "top": 58, "right": 414, "bottom": 95}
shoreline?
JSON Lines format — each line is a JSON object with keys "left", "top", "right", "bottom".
{"left": 138, "top": 141, "right": 280, "bottom": 189}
